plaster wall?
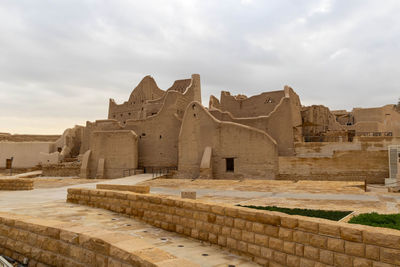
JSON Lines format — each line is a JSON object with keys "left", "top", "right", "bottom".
{"left": 178, "top": 102, "right": 278, "bottom": 179}
{"left": 88, "top": 130, "right": 138, "bottom": 179}
{"left": 214, "top": 90, "right": 286, "bottom": 118}
{"left": 0, "top": 142, "right": 53, "bottom": 168}
{"left": 82, "top": 75, "right": 201, "bottom": 169}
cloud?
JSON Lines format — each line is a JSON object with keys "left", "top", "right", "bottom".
{"left": 0, "top": 0, "right": 399, "bottom": 134}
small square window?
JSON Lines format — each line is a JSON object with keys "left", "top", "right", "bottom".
{"left": 226, "top": 158, "right": 234, "bottom": 172}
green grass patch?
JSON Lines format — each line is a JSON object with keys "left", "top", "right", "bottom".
{"left": 348, "top": 212, "right": 400, "bottom": 230}
{"left": 237, "top": 205, "right": 352, "bottom": 221}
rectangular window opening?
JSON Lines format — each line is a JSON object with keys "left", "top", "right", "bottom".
{"left": 226, "top": 158, "right": 234, "bottom": 172}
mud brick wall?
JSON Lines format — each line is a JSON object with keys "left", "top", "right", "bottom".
{"left": 67, "top": 188, "right": 400, "bottom": 267}
{"left": 0, "top": 212, "right": 197, "bottom": 267}
{"left": 0, "top": 179, "right": 33, "bottom": 190}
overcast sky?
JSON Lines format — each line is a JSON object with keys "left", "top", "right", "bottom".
{"left": 1, "top": 0, "right": 399, "bottom": 134}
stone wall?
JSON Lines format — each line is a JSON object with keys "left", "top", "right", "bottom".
{"left": 67, "top": 188, "right": 400, "bottom": 267}
{"left": 42, "top": 163, "right": 80, "bottom": 177}
{"left": 279, "top": 150, "right": 389, "bottom": 183}
{"left": 0, "top": 179, "right": 33, "bottom": 190}
{"left": 0, "top": 142, "right": 53, "bottom": 168}
{"left": 0, "top": 212, "right": 196, "bottom": 267}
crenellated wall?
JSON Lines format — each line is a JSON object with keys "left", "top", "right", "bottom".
{"left": 178, "top": 102, "right": 278, "bottom": 179}
{"left": 67, "top": 188, "right": 400, "bottom": 267}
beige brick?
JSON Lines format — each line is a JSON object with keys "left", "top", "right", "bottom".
{"left": 252, "top": 222, "right": 264, "bottom": 234}
{"left": 283, "top": 241, "right": 295, "bottom": 254}
{"left": 372, "top": 261, "right": 396, "bottom": 267}
{"left": 380, "top": 247, "right": 400, "bottom": 265}
{"left": 215, "top": 215, "right": 224, "bottom": 225}
{"left": 221, "top": 226, "right": 231, "bottom": 236}
{"left": 225, "top": 207, "right": 239, "bottom": 217}
{"left": 309, "top": 234, "right": 327, "bottom": 249}
{"left": 273, "top": 250, "right": 287, "bottom": 265}
{"left": 231, "top": 228, "right": 242, "bottom": 240}
{"left": 299, "top": 258, "right": 316, "bottom": 267}
{"left": 363, "top": 231, "right": 400, "bottom": 250}
{"left": 293, "top": 231, "right": 310, "bottom": 244}
{"left": 234, "top": 218, "right": 246, "bottom": 230}
{"left": 261, "top": 247, "right": 273, "bottom": 259}
{"left": 269, "top": 237, "right": 283, "bottom": 251}
{"left": 211, "top": 205, "right": 225, "bottom": 215}
{"left": 218, "top": 235, "right": 227, "bottom": 246}
{"left": 287, "top": 254, "right": 300, "bottom": 267}
{"left": 340, "top": 227, "right": 362, "bottom": 242}
{"left": 265, "top": 225, "right": 279, "bottom": 237}
{"left": 327, "top": 237, "right": 344, "bottom": 253}
{"left": 334, "top": 253, "right": 352, "bottom": 266}
{"left": 254, "top": 234, "right": 268, "bottom": 246}
{"left": 304, "top": 245, "right": 319, "bottom": 260}
{"left": 237, "top": 209, "right": 257, "bottom": 221}
{"left": 242, "top": 231, "right": 255, "bottom": 243}
{"left": 345, "top": 241, "right": 365, "bottom": 257}
{"left": 281, "top": 216, "right": 298, "bottom": 229}
{"left": 237, "top": 241, "right": 248, "bottom": 252}
{"left": 353, "top": 257, "right": 372, "bottom": 267}
{"left": 248, "top": 244, "right": 261, "bottom": 256}
{"left": 256, "top": 212, "right": 280, "bottom": 226}
{"left": 295, "top": 244, "right": 304, "bottom": 256}
{"left": 226, "top": 237, "right": 237, "bottom": 250}
{"left": 279, "top": 228, "right": 293, "bottom": 241}
{"left": 298, "top": 220, "right": 319, "bottom": 233}
{"left": 366, "top": 245, "right": 380, "bottom": 261}
{"left": 319, "top": 249, "right": 334, "bottom": 265}
{"left": 208, "top": 233, "right": 217, "bottom": 244}
{"left": 224, "top": 217, "right": 234, "bottom": 227}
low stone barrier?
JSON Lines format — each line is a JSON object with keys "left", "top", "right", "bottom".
{"left": 96, "top": 184, "right": 150, "bottom": 194}
{"left": 0, "top": 212, "right": 197, "bottom": 267}
{"left": 67, "top": 188, "right": 400, "bottom": 267}
{"left": 42, "top": 163, "right": 80, "bottom": 177}
{"left": 0, "top": 179, "right": 33, "bottom": 190}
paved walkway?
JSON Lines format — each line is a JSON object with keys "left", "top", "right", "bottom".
{"left": 0, "top": 174, "right": 259, "bottom": 267}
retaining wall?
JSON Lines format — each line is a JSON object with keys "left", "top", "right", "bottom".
{"left": 0, "top": 179, "right": 33, "bottom": 190}
{"left": 67, "top": 188, "right": 400, "bottom": 267}
{"left": 0, "top": 212, "right": 197, "bottom": 267}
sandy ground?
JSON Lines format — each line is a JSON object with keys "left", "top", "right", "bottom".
{"left": 26, "top": 177, "right": 106, "bottom": 188}
{"left": 140, "top": 178, "right": 400, "bottom": 214}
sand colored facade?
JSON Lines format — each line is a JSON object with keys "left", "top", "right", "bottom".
{"left": 0, "top": 142, "right": 53, "bottom": 168}
{"left": 178, "top": 102, "right": 278, "bottom": 179}
{"left": 209, "top": 86, "right": 302, "bottom": 156}
{"left": 2, "top": 73, "right": 400, "bottom": 182}
{"left": 86, "top": 130, "right": 138, "bottom": 179}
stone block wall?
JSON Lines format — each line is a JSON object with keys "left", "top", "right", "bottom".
{"left": 67, "top": 188, "right": 400, "bottom": 267}
{"left": 42, "top": 163, "right": 80, "bottom": 177}
{"left": 0, "top": 212, "right": 197, "bottom": 267}
{"left": 0, "top": 179, "right": 33, "bottom": 190}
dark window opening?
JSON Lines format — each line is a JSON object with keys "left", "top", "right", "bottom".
{"left": 226, "top": 158, "right": 234, "bottom": 172}
{"left": 113, "top": 115, "right": 116, "bottom": 118}
{"left": 159, "top": 135, "right": 162, "bottom": 139}
{"left": 193, "top": 113, "right": 196, "bottom": 117}
{"left": 57, "top": 147, "right": 62, "bottom": 153}
{"left": 123, "top": 121, "right": 126, "bottom": 124}
{"left": 142, "top": 133, "right": 146, "bottom": 136}
{"left": 128, "top": 112, "right": 131, "bottom": 115}
{"left": 151, "top": 112, "right": 157, "bottom": 115}
{"left": 120, "top": 114, "right": 123, "bottom": 117}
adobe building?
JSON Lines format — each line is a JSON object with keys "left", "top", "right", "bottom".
{"left": 2, "top": 74, "right": 400, "bottom": 182}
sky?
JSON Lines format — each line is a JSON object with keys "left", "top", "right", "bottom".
{"left": 0, "top": 0, "right": 399, "bottom": 134}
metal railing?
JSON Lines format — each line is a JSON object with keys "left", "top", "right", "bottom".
{"left": 143, "top": 166, "right": 177, "bottom": 178}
